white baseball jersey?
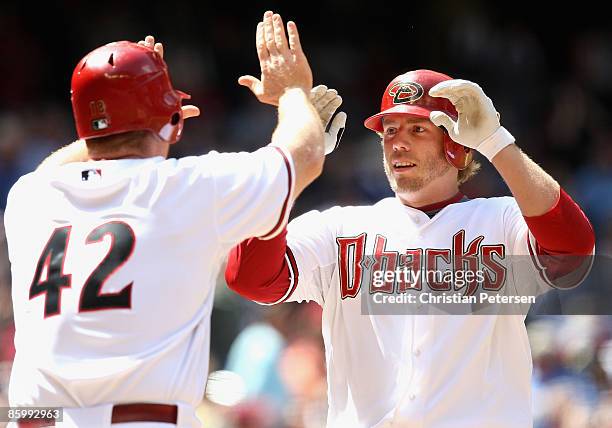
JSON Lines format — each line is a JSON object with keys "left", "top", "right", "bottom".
{"left": 4, "top": 146, "right": 294, "bottom": 427}
{"left": 273, "top": 196, "right": 590, "bottom": 428}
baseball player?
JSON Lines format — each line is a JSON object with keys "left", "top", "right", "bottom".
{"left": 225, "top": 70, "right": 596, "bottom": 427}
{"left": 4, "top": 11, "right": 326, "bottom": 428}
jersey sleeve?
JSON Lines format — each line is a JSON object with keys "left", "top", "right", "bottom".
{"left": 281, "top": 207, "right": 341, "bottom": 306}
{"left": 225, "top": 206, "right": 340, "bottom": 307}
{"left": 207, "top": 146, "right": 294, "bottom": 244}
{"left": 503, "top": 196, "right": 594, "bottom": 296}
{"left": 2, "top": 177, "right": 28, "bottom": 263}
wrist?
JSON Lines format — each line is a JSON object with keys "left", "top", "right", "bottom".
{"left": 278, "top": 87, "right": 315, "bottom": 120}
{"left": 477, "top": 126, "right": 515, "bottom": 161}
{"left": 280, "top": 86, "right": 309, "bottom": 100}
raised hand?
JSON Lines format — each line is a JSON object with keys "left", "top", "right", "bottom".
{"left": 310, "top": 85, "right": 347, "bottom": 155}
{"left": 138, "top": 35, "right": 200, "bottom": 120}
{"left": 428, "top": 79, "right": 514, "bottom": 161}
{"left": 238, "top": 11, "right": 313, "bottom": 106}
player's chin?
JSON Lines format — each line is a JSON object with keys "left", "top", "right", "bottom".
{"left": 391, "top": 164, "right": 422, "bottom": 183}
{"left": 384, "top": 163, "right": 421, "bottom": 192}
{"left": 394, "top": 175, "right": 425, "bottom": 193}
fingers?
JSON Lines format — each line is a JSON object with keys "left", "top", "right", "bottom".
{"left": 272, "top": 13, "right": 289, "bottom": 55}
{"left": 237, "top": 75, "right": 262, "bottom": 94}
{"left": 138, "top": 35, "right": 155, "bottom": 49}
{"left": 287, "top": 20, "right": 303, "bottom": 54}
{"left": 255, "top": 22, "right": 269, "bottom": 63}
{"left": 323, "top": 95, "right": 342, "bottom": 115}
{"left": 142, "top": 35, "right": 155, "bottom": 48}
{"left": 429, "top": 111, "right": 456, "bottom": 136}
{"left": 310, "top": 85, "right": 342, "bottom": 127}
{"left": 450, "top": 80, "right": 483, "bottom": 95}
{"left": 429, "top": 81, "right": 461, "bottom": 104}
{"left": 429, "top": 80, "right": 482, "bottom": 103}
{"left": 311, "top": 85, "right": 328, "bottom": 99}
{"left": 138, "top": 35, "right": 164, "bottom": 58}
{"left": 312, "top": 88, "right": 339, "bottom": 112}
{"left": 311, "top": 85, "right": 343, "bottom": 125}
{"left": 429, "top": 80, "right": 469, "bottom": 96}
{"left": 318, "top": 94, "right": 342, "bottom": 124}
{"left": 154, "top": 42, "right": 163, "bottom": 58}
{"left": 263, "top": 11, "right": 278, "bottom": 56}
{"left": 181, "top": 105, "right": 200, "bottom": 120}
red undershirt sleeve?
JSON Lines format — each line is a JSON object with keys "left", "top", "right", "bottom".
{"left": 225, "top": 227, "right": 297, "bottom": 304}
{"left": 523, "top": 188, "right": 595, "bottom": 283}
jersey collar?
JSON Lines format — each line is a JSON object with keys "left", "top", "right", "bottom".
{"left": 401, "top": 191, "right": 468, "bottom": 218}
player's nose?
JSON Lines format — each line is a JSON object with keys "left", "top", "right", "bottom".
{"left": 392, "top": 132, "right": 412, "bottom": 152}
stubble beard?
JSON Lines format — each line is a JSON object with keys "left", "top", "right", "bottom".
{"left": 383, "top": 154, "right": 451, "bottom": 193}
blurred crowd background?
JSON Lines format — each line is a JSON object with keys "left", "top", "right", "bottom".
{"left": 1, "top": 1, "right": 611, "bottom": 427}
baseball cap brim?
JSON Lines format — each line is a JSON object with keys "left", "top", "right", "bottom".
{"left": 364, "top": 104, "right": 436, "bottom": 133}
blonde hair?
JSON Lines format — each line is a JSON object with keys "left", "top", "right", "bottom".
{"left": 458, "top": 159, "right": 481, "bottom": 184}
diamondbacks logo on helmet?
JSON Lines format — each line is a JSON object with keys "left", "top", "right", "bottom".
{"left": 388, "top": 82, "right": 424, "bottom": 104}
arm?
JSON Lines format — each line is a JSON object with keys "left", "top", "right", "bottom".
{"left": 225, "top": 83, "right": 347, "bottom": 299}
{"left": 37, "top": 139, "right": 88, "bottom": 170}
{"left": 272, "top": 88, "right": 324, "bottom": 199}
{"left": 429, "top": 80, "right": 594, "bottom": 257}
{"left": 493, "top": 146, "right": 594, "bottom": 258}
{"left": 238, "top": 11, "right": 324, "bottom": 199}
{"left": 225, "top": 229, "right": 294, "bottom": 304}
{"left": 226, "top": 207, "right": 338, "bottom": 305}
{"left": 271, "top": 84, "right": 347, "bottom": 198}
{"left": 491, "top": 144, "right": 559, "bottom": 216}
{"left": 224, "top": 16, "right": 346, "bottom": 297}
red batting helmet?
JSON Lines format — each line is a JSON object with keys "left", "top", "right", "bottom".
{"left": 364, "top": 69, "right": 473, "bottom": 170}
{"left": 71, "top": 41, "right": 189, "bottom": 143}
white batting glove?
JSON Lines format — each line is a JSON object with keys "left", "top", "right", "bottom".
{"left": 311, "top": 84, "right": 347, "bottom": 155}
{"left": 428, "top": 80, "right": 515, "bottom": 161}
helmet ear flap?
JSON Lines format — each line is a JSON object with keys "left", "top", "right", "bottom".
{"left": 172, "top": 108, "right": 185, "bottom": 143}
{"left": 158, "top": 108, "right": 184, "bottom": 143}
{"left": 162, "top": 90, "right": 191, "bottom": 144}
{"left": 441, "top": 128, "right": 473, "bottom": 170}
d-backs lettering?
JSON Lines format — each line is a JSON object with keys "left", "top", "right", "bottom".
{"left": 337, "top": 230, "right": 506, "bottom": 299}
